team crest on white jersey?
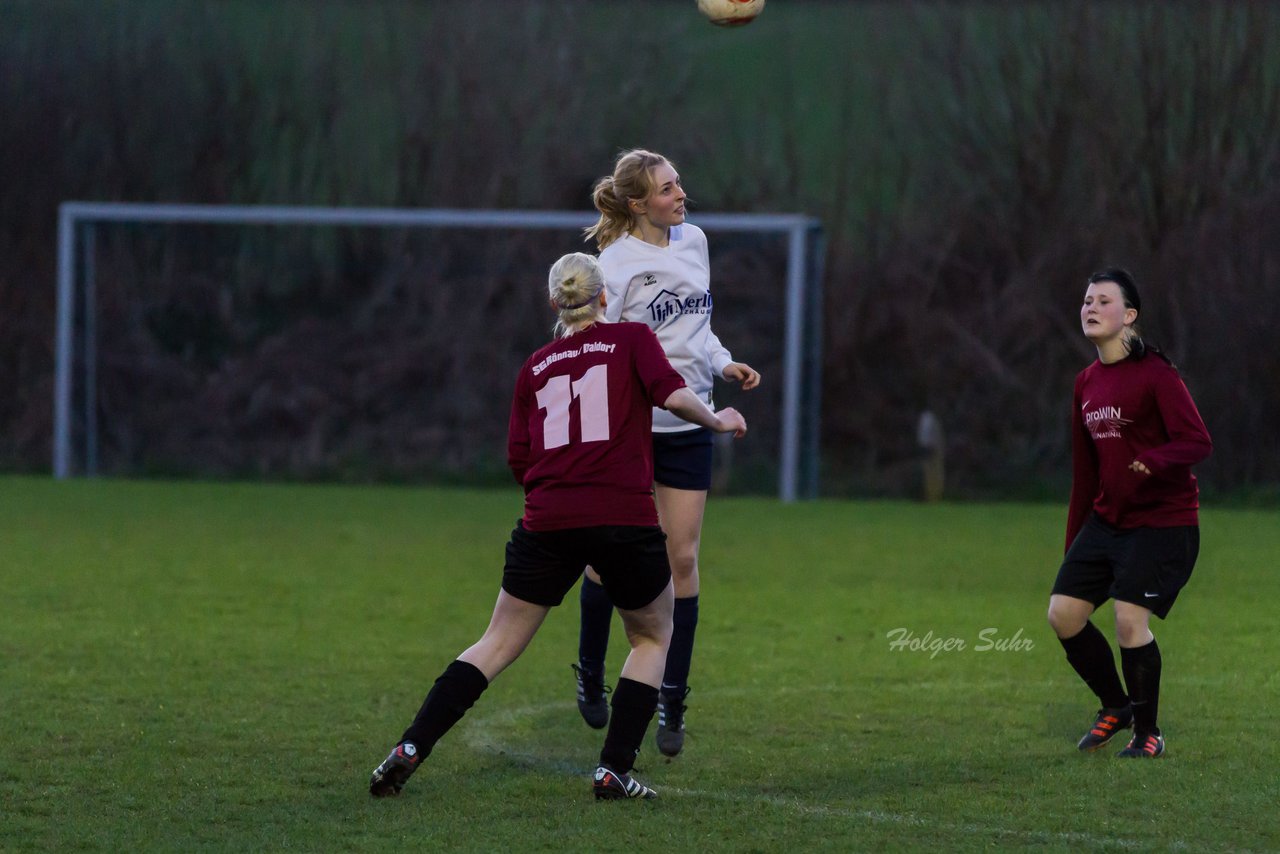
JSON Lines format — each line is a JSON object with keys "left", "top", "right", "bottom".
{"left": 647, "top": 288, "right": 713, "bottom": 324}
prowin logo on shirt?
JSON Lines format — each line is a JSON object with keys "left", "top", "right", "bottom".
{"left": 647, "top": 289, "right": 713, "bottom": 324}
{"left": 1083, "top": 403, "right": 1132, "bottom": 440}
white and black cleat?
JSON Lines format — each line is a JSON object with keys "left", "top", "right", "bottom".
{"left": 593, "top": 765, "right": 657, "bottom": 800}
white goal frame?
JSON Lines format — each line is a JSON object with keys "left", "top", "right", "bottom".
{"left": 54, "top": 202, "right": 825, "bottom": 500}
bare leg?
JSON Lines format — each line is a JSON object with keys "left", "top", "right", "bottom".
{"left": 1113, "top": 601, "right": 1154, "bottom": 649}
{"left": 615, "top": 580, "right": 675, "bottom": 687}
{"left": 1047, "top": 594, "right": 1095, "bottom": 639}
{"left": 654, "top": 485, "right": 707, "bottom": 598}
{"left": 458, "top": 590, "right": 551, "bottom": 682}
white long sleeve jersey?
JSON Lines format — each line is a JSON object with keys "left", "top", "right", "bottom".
{"left": 599, "top": 223, "right": 734, "bottom": 432}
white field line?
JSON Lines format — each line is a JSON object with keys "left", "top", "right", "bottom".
{"left": 460, "top": 692, "right": 1208, "bottom": 852}
{"left": 661, "top": 787, "right": 1163, "bottom": 851}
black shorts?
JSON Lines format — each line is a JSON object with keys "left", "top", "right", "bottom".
{"left": 502, "top": 521, "right": 671, "bottom": 610}
{"left": 1052, "top": 513, "right": 1200, "bottom": 619}
{"left": 653, "top": 427, "right": 713, "bottom": 491}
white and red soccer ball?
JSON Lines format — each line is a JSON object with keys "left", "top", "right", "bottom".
{"left": 696, "top": 0, "right": 765, "bottom": 27}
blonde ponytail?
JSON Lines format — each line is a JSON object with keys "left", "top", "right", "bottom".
{"left": 584, "top": 177, "right": 632, "bottom": 250}
{"left": 582, "top": 149, "right": 674, "bottom": 250}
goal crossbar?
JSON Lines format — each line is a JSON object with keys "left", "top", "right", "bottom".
{"left": 55, "top": 202, "right": 824, "bottom": 500}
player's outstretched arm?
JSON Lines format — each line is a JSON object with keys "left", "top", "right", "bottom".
{"left": 663, "top": 387, "right": 747, "bottom": 437}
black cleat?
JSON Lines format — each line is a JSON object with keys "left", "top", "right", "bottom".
{"left": 1117, "top": 731, "right": 1165, "bottom": 758}
{"left": 572, "top": 663, "right": 611, "bottom": 730}
{"left": 1077, "top": 706, "right": 1133, "bottom": 752}
{"left": 656, "top": 687, "right": 690, "bottom": 757}
{"left": 593, "top": 765, "right": 657, "bottom": 800}
{"left": 369, "top": 742, "right": 423, "bottom": 797}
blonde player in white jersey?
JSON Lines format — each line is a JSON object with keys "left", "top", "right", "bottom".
{"left": 570, "top": 149, "right": 760, "bottom": 757}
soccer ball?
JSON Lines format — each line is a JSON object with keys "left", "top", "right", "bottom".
{"left": 696, "top": 0, "right": 765, "bottom": 27}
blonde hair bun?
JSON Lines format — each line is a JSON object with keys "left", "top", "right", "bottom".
{"left": 547, "top": 252, "right": 605, "bottom": 336}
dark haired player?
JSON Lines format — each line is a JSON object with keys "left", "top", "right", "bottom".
{"left": 368, "top": 253, "right": 746, "bottom": 800}
{"left": 1046, "top": 268, "right": 1211, "bottom": 758}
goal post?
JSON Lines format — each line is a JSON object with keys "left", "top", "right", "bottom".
{"left": 54, "top": 202, "right": 824, "bottom": 501}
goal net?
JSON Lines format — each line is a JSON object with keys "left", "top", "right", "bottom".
{"left": 54, "top": 203, "right": 824, "bottom": 499}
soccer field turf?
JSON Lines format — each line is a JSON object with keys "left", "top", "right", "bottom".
{"left": 3, "top": 476, "right": 1276, "bottom": 851}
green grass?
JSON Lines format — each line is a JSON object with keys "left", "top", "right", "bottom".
{"left": 2, "top": 476, "right": 1277, "bottom": 851}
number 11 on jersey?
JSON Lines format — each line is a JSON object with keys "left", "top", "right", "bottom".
{"left": 535, "top": 364, "right": 611, "bottom": 450}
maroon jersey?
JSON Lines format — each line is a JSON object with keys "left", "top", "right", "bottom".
{"left": 508, "top": 322, "right": 687, "bottom": 531}
{"left": 1065, "top": 354, "right": 1212, "bottom": 550}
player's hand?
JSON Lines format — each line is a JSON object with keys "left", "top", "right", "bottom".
{"left": 723, "top": 362, "right": 761, "bottom": 390}
{"left": 713, "top": 407, "right": 747, "bottom": 438}
{"left": 1129, "top": 460, "right": 1151, "bottom": 476}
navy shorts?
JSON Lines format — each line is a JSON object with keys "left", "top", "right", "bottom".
{"left": 653, "top": 427, "right": 713, "bottom": 491}
{"left": 502, "top": 521, "right": 671, "bottom": 610}
{"left": 1052, "top": 513, "right": 1200, "bottom": 619}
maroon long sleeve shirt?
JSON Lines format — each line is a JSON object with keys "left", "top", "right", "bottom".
{"left": 1065, "top": 354, "right": 1212, "bottom": 551}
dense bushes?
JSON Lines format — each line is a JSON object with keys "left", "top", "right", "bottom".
{"left": 2, "top": 1, "right": 1276, "bottom": 495}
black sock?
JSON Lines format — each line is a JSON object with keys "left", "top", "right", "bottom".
{"left": 599, "top": 678, "right": 658, "bottom": 774}
{"left": 1120, "top": 638, "right": 1162, "bottom": 734}
{"left": 578, "top": 575, "right": 614, "bottom": 675}
{"left": 661, "top": 595, "right": 699, "bottom": 697}
{"left": 398, "top": 659, "right": 489, "bottom": 755}
{"left": 1058, "top": 621, "right": 1129, "bottom": 709}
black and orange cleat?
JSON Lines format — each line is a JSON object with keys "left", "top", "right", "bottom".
{"left": 369, "top": 741, "right": 423, "bottom": 797}
{"left": 593, "top": 765, "right": 657, "bottom": 800}
{"left": 1077, "top": 706, "right": 1133, "bottom": 752}
{"left": 1117, "top": 731, "right": 1165, "bottom": 758}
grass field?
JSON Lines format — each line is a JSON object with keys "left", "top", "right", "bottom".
{"left": 3, "top": 476, "right": 1277, "bottom": 851}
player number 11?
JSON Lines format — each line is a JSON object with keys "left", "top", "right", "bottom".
{"left": 535, "top": 364, "right": 611, "bottom": 449}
